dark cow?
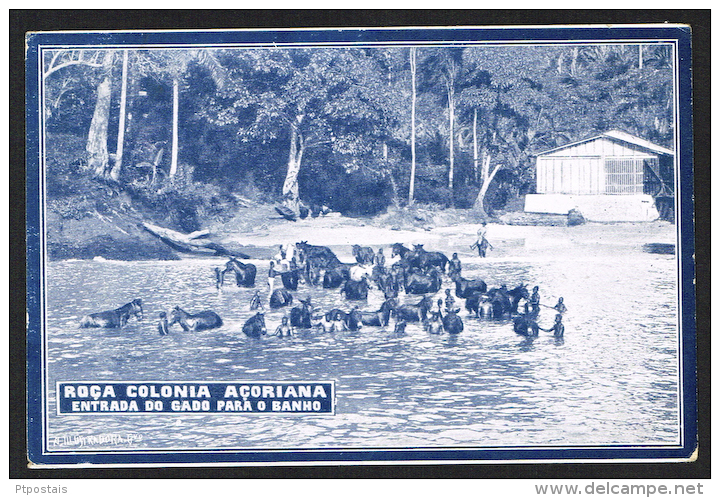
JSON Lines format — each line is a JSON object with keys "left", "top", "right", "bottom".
{"left": 168, "top": 306, "right": 223, "bottom": 332}
{"left": 442, "top": 310, "right": 464, "bottom": 334}
{"left": 513, "top": 314, "right": 540, "bottom": 337}
{"left": 358, "top": 299, "right": 396, "bottom": 327}
{"left": 281, "top": 268, "right": 302, "bottom": 291}
{"left": 394, "top": 320, "right": 407, "bottom": 334}
{"left": 322, "top": 264, "right": 351, "bottom": 289}
{"left": 340, "top": 277, "right": 370, "bottom": 300}
{"left": 289, "top": 298, "right": 313, "bottom": 329}
{"left": 243, "top": 312, "right": 267, "bottom": 338}
{"left": 352, "top": 245, "right": 375, "bottom": 265}
{"left": 80, "top": 299, "right": 144, "bottom": 328}
{"left": 405, "top": 268, "right": 442, "bottom": 295}
{"left": 452, "top": 273, "right": 487, "bottom": 298}
{"left": 412, "top": 244, "right": 449, "bottom": 273}
{"left": 296, "top": 241, "right": 343, "bottom": 285}
{"left": 390, "top": 242, "right": 412, "bottom": 260}
{"left": 324, "top": 308, "right": 363, "bottom": 331}
{"left": 216, "top": 258, "right": 257, "bottom": 288}
{"left": 395, "top": 295, "right": 433, "bottom": 322}
{"left": 269, "top": 289, "right": 293, "bottom": 309}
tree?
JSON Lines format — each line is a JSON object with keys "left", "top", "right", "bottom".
{"left": 202, "top": 48, "right": 393, "bottom": 212}
{"left": 409, "top": 47, "right": 418, "bottom": 204}
{"left": 86, "top": 50, "right": 115, "bottom": 178}
{"left": 461, "top": 46, "right": 564, "bottom": 217}
{"left": 110, "top": 49, "right": 129, "bottom": 181}
{"left": 422, "top": 47, "right": 465, "bottom": 190}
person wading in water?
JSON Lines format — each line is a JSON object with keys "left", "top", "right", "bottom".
{"left": 471, "top": 222, "right": 493, "bottom": 257}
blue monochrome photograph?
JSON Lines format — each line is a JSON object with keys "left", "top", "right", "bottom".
{"left": 25, "top": 25, "right": 696, "bottom": 466}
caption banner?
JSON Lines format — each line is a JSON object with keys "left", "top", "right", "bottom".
{"left": 56, "top": 381, "right": 335, "bottom": 414}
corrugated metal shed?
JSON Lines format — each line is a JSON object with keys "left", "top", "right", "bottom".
{"left": 535, "top": 130, "right": 674, "bottom": 196}
{"left": 539, "top": 130, "right": 674, "bottom": 157}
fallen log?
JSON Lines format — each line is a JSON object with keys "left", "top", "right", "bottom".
{"left": 141, "top": 222, "right": 250, "bottom": 259}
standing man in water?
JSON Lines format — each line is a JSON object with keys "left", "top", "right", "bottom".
{"left": 541, "top": 314, "right": 565, "bottom": 337}
{"left": 267, "top": 260, "right": 278, "bottom": 297}
{"left": 471, "top": 222, "right": 492, "bottom": 257}
{"left": 448, "top": 253, "right": 462, "bottom": 278}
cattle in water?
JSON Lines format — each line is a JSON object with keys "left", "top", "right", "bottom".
{"left": 405, "top": 268, "right": 442, "bottom": 295}
{"left": 80, "top": 299, "right": 144, "bottom": 328}
{"left": 168, "top": 306, "right": 223, "bottom": 332}
{"left": 452, "top": 273, "right": 487, "bottom": 298}
{"left": 442, "top": 310, "right": 464, "bottom": 334}
{"left": 324, "top": 308, "right": 363, "bottom": 331}
{"left": 270, "top": 289, "right": 293, "bottom": 309}
{"left": 216, "top": 258, "right": 257, "bottom": 288}
{"left": 280, "top": 268, "right": 302, "bottom": 291}
{"left": 513, "top": 314, "right": 539, "bottom": 337}
{"left": 290, "top": 297, "right": 313, "bottom": 329}
{"left": 340, "top": 277, "right": 370, "bottom": 300}
{"left": 352, "top": 245, "right": 375, "bottom": 265}
{"left": 243, "top": 312, "right": 267, "bottom": 338}
{"left": 322, "top": 265, "right": 351, "bottom": 289}
{"left": 393, "top": 320, "right": 407, "bottom": 334}
{"left": 374, "top": 269, "right": 400, "bottom": 300}
{"left": 391, "top": 243, "right": 448, "bottom": 273}
{"left": 411, "top": 244, "right": 449, "bottom": 273}
{"left": 296, "top": 241, "right": 343, "bottom": 286}
{"left": 395, "top": 295, "right": 433, "bottom": 322}
{"left": 358, "top": 299, "right": 396, "bottom": 327}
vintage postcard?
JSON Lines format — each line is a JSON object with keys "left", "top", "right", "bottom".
{"left": 25, "top": 25, "right": 696, "bottom": 467}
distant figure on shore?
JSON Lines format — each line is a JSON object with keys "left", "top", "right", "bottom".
{"left": 541, "top": 314, "right": 565, "bottom": 337}
{"left": 471, "top": 222, "right": 493, "bottom": 257}
{"left": 448, "top": 253, "right": 462, "bottom": 278}
{"left": 553, "top": 297, "right": 567, "bottom": 314}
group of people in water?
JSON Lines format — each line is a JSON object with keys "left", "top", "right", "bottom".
{"left": 79, "top": 225, "right": 566, "bottom": 339}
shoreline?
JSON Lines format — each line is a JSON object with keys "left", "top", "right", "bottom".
{"left": 47, "top": 215, "right": 677, "bottom": 263}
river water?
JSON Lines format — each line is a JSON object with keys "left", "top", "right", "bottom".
{"left": 42, "top": 228, "right": 680, "bottom": 452}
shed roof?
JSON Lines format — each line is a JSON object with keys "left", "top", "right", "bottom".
{"left": 538, "top": 130, "right": 674, "bottom": 156}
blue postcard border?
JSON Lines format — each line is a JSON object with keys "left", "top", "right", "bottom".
{"left": 25, "top": 25, "right": 696, "bottom": 467}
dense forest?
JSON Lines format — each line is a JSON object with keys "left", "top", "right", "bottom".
{"left": 43, "top": 43, "right": 674, "bottom": 234}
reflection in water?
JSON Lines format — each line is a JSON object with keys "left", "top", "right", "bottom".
{"left": 43, "top": 248, "right": 679, "bottom": 451}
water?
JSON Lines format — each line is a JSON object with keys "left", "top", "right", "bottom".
{"left": 42, "top": 236, "right": 680, "bottom": 451}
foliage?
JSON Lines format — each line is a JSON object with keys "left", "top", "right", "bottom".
{"left": 44, "top": 43, "right": 676, "bottom": 219}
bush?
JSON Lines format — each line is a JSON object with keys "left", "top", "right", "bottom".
{"left": 128, "top": 163, "right": 238, "bottom": 232}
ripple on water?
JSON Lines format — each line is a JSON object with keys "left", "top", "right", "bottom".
{"left": 43, "top": 255, "right": 681, "bottom": 450}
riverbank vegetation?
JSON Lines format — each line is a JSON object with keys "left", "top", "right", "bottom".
{"left": 42, "top": 44, "right": 674, "bottom": 259}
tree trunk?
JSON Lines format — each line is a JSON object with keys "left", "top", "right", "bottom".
{"left": 473, "top": 153, "right": 501, "bottom": 219}
{"left": 282, "top": 115, "right": 304, "bottom": 212}
{"left": 409, "top": 47, "right": 417, "bottom": 205}
{"left": 570, "top": 46, "right": 579, "bottom": 76}
{"left": 169, "top": 77, "right": 179, "bottom": 178}
{"left": 87, "top": 50, "right": 114, "bottom": 178}
{"left": 448, "top": 84, "right": 455, "bottom": 190}
{"left": 472, "top": 108, "right": 479, "bottom": 184}
{"left": 110, "top": 49, "right": 129, "bottom": 182}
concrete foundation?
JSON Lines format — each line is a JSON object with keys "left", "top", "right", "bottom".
{"left": 524, "top": 194, "right": 660, "bottom": 222}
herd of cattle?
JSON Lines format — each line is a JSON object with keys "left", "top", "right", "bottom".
{"left": 80, "top": 241, "right": 559, "bottom": 339}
